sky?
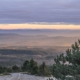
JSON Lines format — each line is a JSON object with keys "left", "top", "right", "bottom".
{"left": 0, "top": 0, "right": 80, "bottom": 29}
{"left": 0, "top": 24, "right": 80, "bottom": 30}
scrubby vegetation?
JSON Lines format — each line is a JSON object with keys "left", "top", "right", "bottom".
{"left": 0, "top": 59, "right": 51, "bottom": 76}
{"left": 22, "top": 59, "right": 51, "bottom": 76}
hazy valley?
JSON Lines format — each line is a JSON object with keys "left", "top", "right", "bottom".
{"left": 0, "top": 29, "right": 80, "bottom": 48}
{"left": 0, "top": 29, "right": 80, "bottom": 66}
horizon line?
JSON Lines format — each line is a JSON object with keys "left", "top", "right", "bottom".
{"left": 0, "top": 23, "right": 80, "bottom": 30}
{"left": 1, "top": 29, "right": 80, "bottom": 30}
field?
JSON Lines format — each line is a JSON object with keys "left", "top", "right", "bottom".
{"left": 0, "top": 47, "right": 68, "bottom": 66}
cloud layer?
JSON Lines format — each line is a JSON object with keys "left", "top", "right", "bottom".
{"left": 0, "top": 0, "right": 80, "bottom": 24}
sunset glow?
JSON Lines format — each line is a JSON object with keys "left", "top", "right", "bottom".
{"left": 0, "top": 24, "right": 80, "bottom": 30}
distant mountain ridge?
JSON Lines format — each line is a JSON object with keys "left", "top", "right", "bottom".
{"left": 0, "top": 29, "right": 80, "bottom": 37}
{"left": 0, "top": 32, "right": 79, "bottom": 48}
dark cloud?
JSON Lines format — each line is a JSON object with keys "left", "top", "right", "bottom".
{"left": 0, "top": 0, "right": 80, "bottom": 24}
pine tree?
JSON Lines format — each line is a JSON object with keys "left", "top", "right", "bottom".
{"left": 52, "top": 39, "right": 80, "bottom": 79}
{"left": 39, "top": 62, "right": 51, "bottom": 76}
{"left": 22, "top": 60, "right": 29, "bottom": 72}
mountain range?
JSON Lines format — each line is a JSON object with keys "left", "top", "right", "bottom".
{"left": 0, "top": 29, "right": 80, "bottom": 48}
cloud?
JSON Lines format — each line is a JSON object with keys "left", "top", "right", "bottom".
{"left": 0, "top": 0, "right": 80, "bottom": 24}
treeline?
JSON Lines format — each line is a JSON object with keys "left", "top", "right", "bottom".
{"left": 0, "top": 59, "right": 51, "bottom": 76}
{"left": 21, "top": 59, "right": 51, "bottom": 76}
{"left": 0, "top": 49, "right": 49, "bottom": 55}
